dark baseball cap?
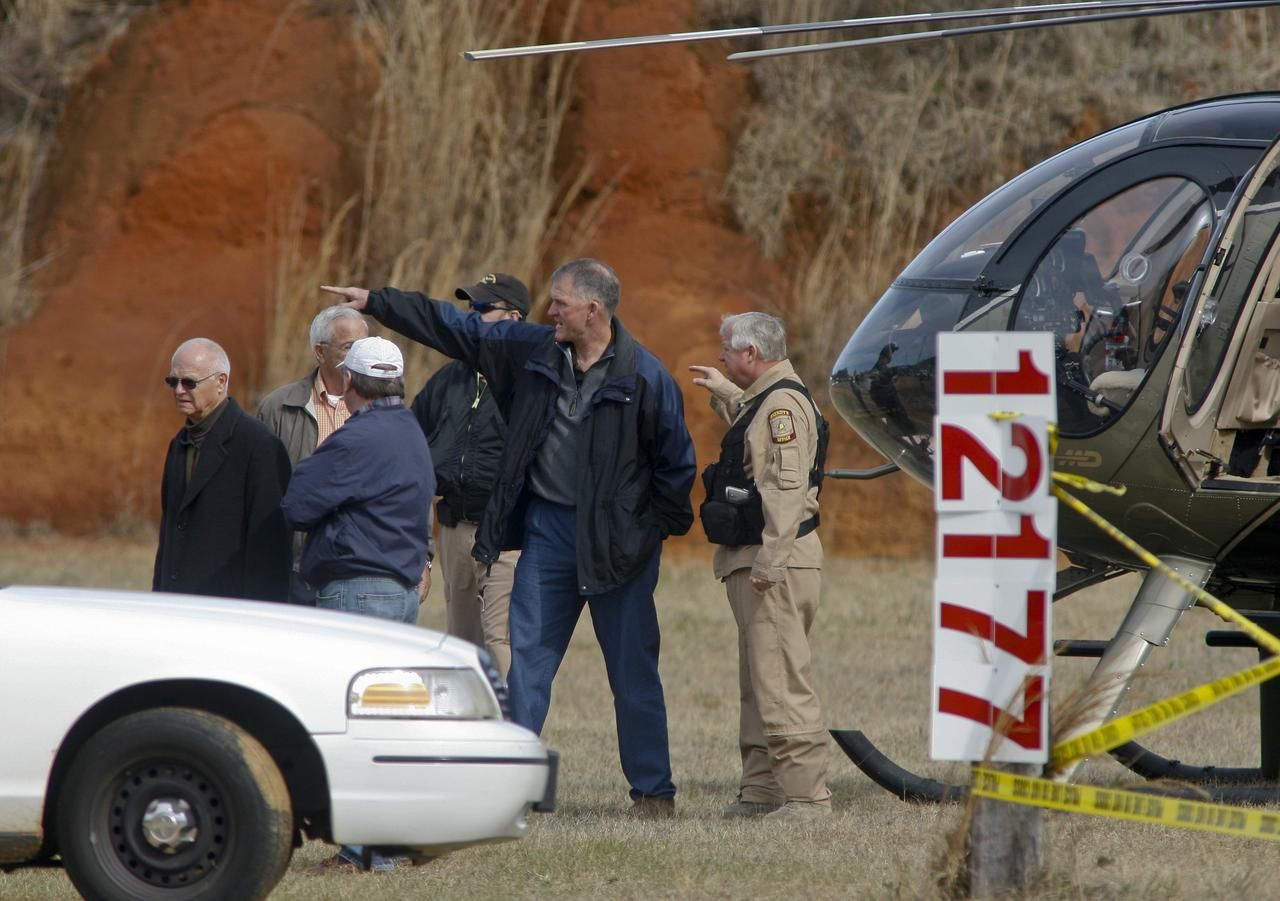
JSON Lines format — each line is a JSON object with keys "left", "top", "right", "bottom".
{"left": 455, "top": 273, "right": 530, "bottom": 316}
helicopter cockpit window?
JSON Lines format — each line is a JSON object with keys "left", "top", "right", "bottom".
{"left": 1012, "top": 177, "right": 1213, "bottom": 435}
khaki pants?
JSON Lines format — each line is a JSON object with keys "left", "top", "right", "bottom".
{"left": 726, "top": 567, "right": 830, "bottom": 806}
{"left": 438, "top": 520, "right": 518, "bottom": 677}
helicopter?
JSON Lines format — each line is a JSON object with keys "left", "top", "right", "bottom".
{"left": 470, "top": 0, "right": 1280, "bottom": 801}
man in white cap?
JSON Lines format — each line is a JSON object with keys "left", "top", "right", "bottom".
{"left": 282, "top": 335, "right": 435, "bottom": 625}
{"left": 281, "top": 336, "right": 434, "bottom": 872}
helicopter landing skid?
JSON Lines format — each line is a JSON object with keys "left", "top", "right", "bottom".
{"left": 833, "top": 729, "right": 1280, "bottom": 806}
{"left": 1109, "top": 740, "right": 1265, "bottom": 785}
{"left": 829, "top": 729, "right": 967, "bottom": 803}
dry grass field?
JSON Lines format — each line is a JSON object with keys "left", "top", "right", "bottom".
{"left": 0, "top": 526, "right": 1275, "bottom": 899}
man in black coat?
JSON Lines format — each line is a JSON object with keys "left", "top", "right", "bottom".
{"left": 153, "top": 338, "right": 292, "bottom": 602}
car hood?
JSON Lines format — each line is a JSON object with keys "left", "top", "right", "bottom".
{"left": 0, "top": 586, "right": 466, "bottom": 734}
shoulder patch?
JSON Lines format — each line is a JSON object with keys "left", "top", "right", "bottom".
{"left": 768, "top": 408, "right": 796, "bottom": 444}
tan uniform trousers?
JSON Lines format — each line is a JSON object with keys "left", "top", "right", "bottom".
{"left": 437, "top": 520, "right": 518, "bottom": 677}
{"left": 726, "top": 566, "right": 830, "bottom": 806}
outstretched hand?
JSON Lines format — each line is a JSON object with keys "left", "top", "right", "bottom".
{"left": 689, "top": 365, "right": 730, "bottom": 393}
{"left": 320, "top": 285, "right": 371, "bottom": 310}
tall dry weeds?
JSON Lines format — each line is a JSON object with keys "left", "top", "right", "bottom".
{"left": 0, "top": 0, "right": 151, "bottom": 328}
{"left": 262, "top": 0, "right": 590, "bottom": 390}
{"left": 703, "top": 0, "right": 1280, "bottom": 392}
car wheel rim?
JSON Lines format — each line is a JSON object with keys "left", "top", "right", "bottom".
{"left": 106, "top": 760, "right": 227, "bottom": 888}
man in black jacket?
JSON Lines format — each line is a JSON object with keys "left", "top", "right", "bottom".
{"left": 322, "top": 259, "right": 696, "bottom": 818}
{"left": 411, "top": 273, "right": 528, "bottom": 677}
{"left": 154, "top": 338, "right": 292, "bottom": 602}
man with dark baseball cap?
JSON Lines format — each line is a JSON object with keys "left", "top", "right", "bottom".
{"left": 455, "top": 273, "right": 531, "bottom": 317}
{"left": 411, "top": 274, "right": 528, "bottom": 676}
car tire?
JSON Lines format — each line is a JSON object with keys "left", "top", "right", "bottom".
{"left": 55, "top": 707, "right": 293, "bottom": 901}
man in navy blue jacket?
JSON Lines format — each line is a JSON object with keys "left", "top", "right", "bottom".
{"left": 322, "top": 259, "right": 696, "bottom": 818}
{"left": 281, "top": 336, "right": 435, "bottom": 625}
{"left": 281, "top": 335, "right": 433, "bottom": 871}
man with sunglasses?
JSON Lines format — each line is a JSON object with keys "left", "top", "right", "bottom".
{"left": 154, "top": 338, "right": 292, "bottom": 603}
{"left": 410, "top": 274, "right": 528, "bottom": 677}
{"left": 257, "top": 306, "right": 370, "bottom": 604}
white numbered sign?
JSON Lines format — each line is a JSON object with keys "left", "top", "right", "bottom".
{"left": 931, "top": 332, "right": 1056, "bottom": 763}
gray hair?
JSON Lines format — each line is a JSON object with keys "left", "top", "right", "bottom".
{"left": 347, "top": 370, "right": 405, "bottom": 400}
{"left": 310, "top": 306, "right": 366, "bottom": 347}
{"left": 551, "top": 258, "right": 620, "bottom": 315}
{"left": 172, "top": 337, "right": 231, "bottom": 378}
{"left": 721, "top": 313, "right": 787, "bottom": 362}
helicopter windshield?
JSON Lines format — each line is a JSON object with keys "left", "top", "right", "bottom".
{"left": 829, "top": 283, "right": 968, "bottom": 475}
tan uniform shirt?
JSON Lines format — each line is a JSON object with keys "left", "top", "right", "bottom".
{"left": 708, "top": 360, "right": 823, "bottom": 582}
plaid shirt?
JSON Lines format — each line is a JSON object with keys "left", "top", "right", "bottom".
{"left": 313, "top": 372, "right": 352, "bottom": 445}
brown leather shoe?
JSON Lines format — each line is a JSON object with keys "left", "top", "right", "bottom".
{"left": 721, "top": 798, "right": 783, "bottom": 818}
{"left": 627, "top": 796, "right": 675, "bottom": 819}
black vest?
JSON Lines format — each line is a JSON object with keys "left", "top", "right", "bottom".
{"left": 699, "top": 378, "right": 828, "bottom": 546}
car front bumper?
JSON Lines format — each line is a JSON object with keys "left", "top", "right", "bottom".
{"left": 314, "top": 719, "right": 555, "bottom": 850}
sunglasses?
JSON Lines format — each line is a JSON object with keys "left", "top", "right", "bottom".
{"left": 164, "top": 373, "right": 220, "bottom": 391}
{"left": 472, "top": 301, "right": 513, "bottom": 314}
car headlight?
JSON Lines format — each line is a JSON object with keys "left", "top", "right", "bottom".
{"left": 348, "top": 668, "right": 501, "bottom": 719}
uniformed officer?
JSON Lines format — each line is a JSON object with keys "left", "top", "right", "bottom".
{"left": 691, "top": 312, "right": 832, "bottom": 820}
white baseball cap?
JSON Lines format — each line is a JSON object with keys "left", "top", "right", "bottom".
{"left": 343, "top": 336, "right": 404, "bottom": 379}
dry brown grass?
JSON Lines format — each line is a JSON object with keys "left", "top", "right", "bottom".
{"left": 702, "top": 0, "right": 1280, "bottom": 392}
{"left": 261, "top": 0, "right": 595, "bottom": 394}
{"left": 2, "top": 535, "right": 1276, "bottom": 899}
{"left": 0, "top": 0, "right": 152, "bottom": 328}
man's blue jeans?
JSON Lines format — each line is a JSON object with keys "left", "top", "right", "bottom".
{"left": 314, "top": 573, "right": 416, "bottom": 869}
{"left": 316, "top": 576, "right": 417, "bottom": 624}
{"left": 507, "top": 498, "right": 675, "bottom": 800}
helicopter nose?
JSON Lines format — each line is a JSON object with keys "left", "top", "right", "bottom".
{"left": 830, "top": 281, "right": 973, "bottom": 486}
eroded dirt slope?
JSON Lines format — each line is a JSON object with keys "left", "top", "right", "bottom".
{"left": 0, "top": 0, "right": 930, "bottom": 556}
{"left": 546, "top": 1, "right": 931, "bottom": 556}
{"left": 0, "top": 0, "right": 372, "bottom": 529}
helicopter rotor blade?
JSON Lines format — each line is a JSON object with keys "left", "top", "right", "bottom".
{"left": 464, "top": 0, "right": 1230, "bottom": 61}
{"left": 729, "top": 0, "right": 1280, "bottom": 62}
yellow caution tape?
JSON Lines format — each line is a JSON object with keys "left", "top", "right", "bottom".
{"left": 961, "top": 431, "right": 1280, "bottom": 839}
{"left": 1051, "top": 478, "right": 1280, "bottom": 658}
{"left": 1035, "top": 477, "right": 1280, "bottom": 770}
{"left": 1052, "top": 471, "right": 1126, "bottom": 496}
{"left": 1050, "top": 654, "right": 1280, "bottom": 767}
{"left": 972, "top": 767, "right": 1280, "bottom": 842}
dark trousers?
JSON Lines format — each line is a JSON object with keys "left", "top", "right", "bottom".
{"left": 507, "top": 497, "right": 675, "bottom": 800}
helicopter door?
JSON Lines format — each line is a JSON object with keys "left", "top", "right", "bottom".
{"left": 1162, "top": 136, "right": 1280, "bottom": 489}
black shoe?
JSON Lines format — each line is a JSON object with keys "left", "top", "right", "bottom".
{"left": 627, "top": 796, "right": 675, "bottom": 820}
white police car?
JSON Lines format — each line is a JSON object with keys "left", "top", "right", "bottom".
{"left": 0, "top": 586, "right": 555, "bottom": 900}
